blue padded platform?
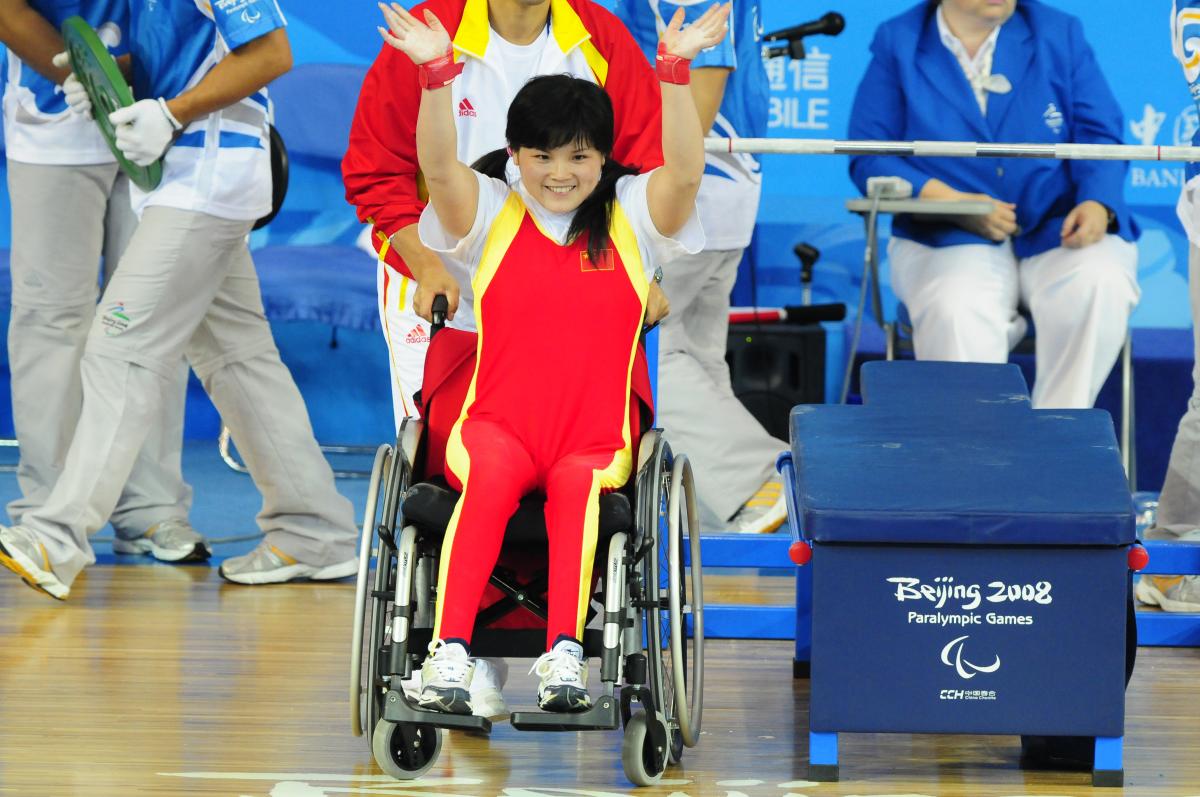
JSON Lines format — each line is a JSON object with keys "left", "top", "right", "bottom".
{"left": 860, "top": 360, "right": 1031, "bottom": 411}
{"left": 790, "top": 361, "right": 1134, "bottom": 546}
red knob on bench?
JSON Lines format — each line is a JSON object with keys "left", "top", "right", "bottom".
{"left": 1128, "top": 545, "right": 1149, "bottom": 572}
{"left": 789, "top": 540, "right": 812, "bottom": 566}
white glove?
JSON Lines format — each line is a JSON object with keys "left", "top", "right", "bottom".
{"left": 108, "top": 98, "right": 183, "bottom": 166}
{"left": 52, "top": 51, "right": 92, "bottom": 118}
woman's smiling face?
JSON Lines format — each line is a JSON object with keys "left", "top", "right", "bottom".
{"left": 513, "top": 142, "right": 605, "bottom": 213}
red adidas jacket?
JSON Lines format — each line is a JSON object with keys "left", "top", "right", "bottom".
{"left": 342, "top": 0, "right": 664, "bottom": 278}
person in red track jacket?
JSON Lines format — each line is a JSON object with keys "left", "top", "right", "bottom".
{"left": 343, "top": 0, "right": 668, "bottom": 426}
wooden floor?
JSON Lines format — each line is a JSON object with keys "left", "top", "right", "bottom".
{"left": 3, "top": 565, "right": 1200, "bottom": 796}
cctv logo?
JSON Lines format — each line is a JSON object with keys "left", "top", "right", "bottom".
{"left": 940, "top": 635, "right": 1000, "bottom": 680}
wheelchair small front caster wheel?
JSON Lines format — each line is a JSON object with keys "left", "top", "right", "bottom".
{"left": 372, "top": 719, "right": 442, "bottom": 780}
{"left": 621, "top": 711, "right": 666, "bottom": 787}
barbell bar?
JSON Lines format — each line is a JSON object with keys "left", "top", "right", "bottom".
{"left": 704, "top": 137, "right": 1200, "bottom": 162}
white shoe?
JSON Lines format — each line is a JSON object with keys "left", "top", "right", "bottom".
{"left": 218, "top": 541, "right": 356, "bottom": 585}
{"left": 531, "top": 638, "right": 591, "bottom": 713}
{"left": 1135, "top": 575, "right": 1200, "bottom": 612}
{"left": 0, "top": 525, "right": 69, "bottom": 600}
{"left": 728, "top": 476, "right": 787, "bottom": 534}
{"left": 401, "top": 657, "right": 509, "bottom": 719}
{"left": 417, "top": 640, "right": 474, "bottom": 714}
{"left": 113, "top": 519, "right": 211, "bottom": 562}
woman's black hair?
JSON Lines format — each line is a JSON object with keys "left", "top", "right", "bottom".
{"left": 470, "top": 74, "right": 639, "bottom": 263}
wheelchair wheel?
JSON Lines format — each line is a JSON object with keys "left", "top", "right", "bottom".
{"left": 351, "top": 444, "right": 394, "bottom": 739}
{"left": 372, "top": 719, "right": 442, "bottom": 780}
{"left": 636, "top": 435, "right": 704, "bottom": 765}
{"left": 621, "top": 710, "right": 666, "bottom": 787}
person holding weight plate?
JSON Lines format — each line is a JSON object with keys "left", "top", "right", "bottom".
{"left": 0, "top": 0, "right": 358, "bottom": 599}
{"left": 0, "top": 0, "right": 207, "bottom": 570}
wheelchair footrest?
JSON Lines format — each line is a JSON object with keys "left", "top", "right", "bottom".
{"left": 510, "top": 694, "right": 619, "bottom": 732}
{"left": 381, "top": 689, "right": 492, "bottom": 734}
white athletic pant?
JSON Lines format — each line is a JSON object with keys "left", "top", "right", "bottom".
{"left": 658, "top": 249, "right": 787, "bottom": 523}
{"left": 20, "top": 207, "right": 357, "bottom": 585}
{"left": 377, "top": 261, "right": 428, "bottom": 427}
{"left": 376, "top": 260, "right": 476, "bottom": 430}
{"left": 5, "top": 159, "right": 191, "bottom": 536}
{"left": 1154, "top": 243, "right": 1200, "bottom": 535}
{"left": 889, "top": 235, "right": 1140, "bottom": 409}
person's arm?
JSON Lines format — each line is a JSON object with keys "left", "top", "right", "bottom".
{"left": 1061, "top": 17, "right": 1129, "bottom": 247}
{"left": 164, "top": 29, "right": 291, "bottom": 127}
{"left": 0, "top": 0, "right": 69, "bottom": 82}
{"left": 108, "top": 26, "right": 291, "bottom": 167}
{"left": 646, "top": 3, "right": 731, "bottom": 237}
{"left": 379, "top": 2, "right": 479, "bottom": 239}
{"left": 690, "top": 67, "right": 730, "bottom": 133}
{"left": 918, "top": 177, "right": 1018, "bottom": 242}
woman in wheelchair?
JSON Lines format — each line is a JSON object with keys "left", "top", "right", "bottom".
{"left": 376, "top": 1, "right": 728, "bottom": 714}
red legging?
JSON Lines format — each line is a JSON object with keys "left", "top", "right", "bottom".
{"left": 433, "top": 417, "right": 625, "bottom": 649}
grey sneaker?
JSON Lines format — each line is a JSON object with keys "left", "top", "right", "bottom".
{"left": 1135, "top": 575, "right": 1200, "bottom": 612}
{"left": 728, "top": 476, "right": 787, "bottom": 534}
{"left": 218, "top": 540, "right": 356, "bottom": 585}
{"left": 0, "top": 525, "right": 69, "bottom": 600}
{"left": 113, "top": 519, "right": 211, "bottom": 563}
{"left": 531, "top": 638, "right": 591, "bottom": 712}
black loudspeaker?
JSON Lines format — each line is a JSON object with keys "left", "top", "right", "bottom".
{"left": 726, "top": 323, "right": 826, "bottom": 441}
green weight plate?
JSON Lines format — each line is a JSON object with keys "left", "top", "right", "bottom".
{"left": 61, "top": 16, "right": 162, "bottom": 191}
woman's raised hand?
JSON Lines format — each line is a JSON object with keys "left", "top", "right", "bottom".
{"left": 660, "top": 2, "right": 732, "bottom": 61}
{"left": 377, "top": 2, "right": 452, "bottom": 64}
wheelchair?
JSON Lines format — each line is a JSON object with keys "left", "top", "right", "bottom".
{"left": 348, "top": 323, "right": 706, "bottom": 787}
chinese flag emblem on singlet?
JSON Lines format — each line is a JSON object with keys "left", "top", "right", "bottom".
{"left": 580, "top": 249, "right": 615, "bottom": 272}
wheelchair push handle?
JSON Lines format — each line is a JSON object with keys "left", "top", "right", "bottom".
{"left": 431, "top": 294, "right": 449, "bottom": 338}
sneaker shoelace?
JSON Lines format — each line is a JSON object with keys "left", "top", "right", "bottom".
{"left": 530, "top": 649, "right": 584, "bottom": 685}
{"left": 427, "top": 641, "right": 472, "bottom": 683}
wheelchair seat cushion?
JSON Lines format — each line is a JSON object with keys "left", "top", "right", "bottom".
{"left": 401, "top": 480, "right": 633, "bottom": 546}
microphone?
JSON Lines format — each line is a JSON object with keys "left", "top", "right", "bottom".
{"left": 763, "top": 12, "right": 845, "bottom": 43}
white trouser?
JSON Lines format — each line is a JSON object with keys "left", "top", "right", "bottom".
{"left": 377, "top": 261, "right": 428, "bottom": 427}
{"left": 20, "top": 207, "right": 357, "bottom": 585}
{"left": 5, "top": 159, "right": 191, "bottom": 536}
{"left": 657, "top": 249, "right": 787, "bottom": 523}
{"left": 889, "top": 235, "right": 1140, "bottom": 409}
{"left": 1155, "top": 243, "right": 1200, "bottom": 535}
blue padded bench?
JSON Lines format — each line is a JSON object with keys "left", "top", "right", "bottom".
{"left": 780, "top": 360, "right": 1137, "bottom": 787}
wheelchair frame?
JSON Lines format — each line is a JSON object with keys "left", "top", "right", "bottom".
{"left": 349, "top": 417, "right": 705, "bottom": 786}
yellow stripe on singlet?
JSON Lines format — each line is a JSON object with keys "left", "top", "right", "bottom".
{"left": 432, "top": 192, "right": 527, "bottom": 641}
{"left": 570, "top": 199, "right": 647, "bottom": 632}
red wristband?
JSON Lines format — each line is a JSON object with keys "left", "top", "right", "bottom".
{"left": 418, "top": 50, "right": 464, "bottom": 90}
{"left": 655, "top": 42, "right": 692, "bottom": 85}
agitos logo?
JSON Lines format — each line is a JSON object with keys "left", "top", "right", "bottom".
{"left": 940, "top": 635, "right": 1001, "bottom": 680}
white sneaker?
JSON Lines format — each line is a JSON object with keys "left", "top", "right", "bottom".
{"left": 218, "top": 540, "right": 356, "bottom": 585}
{"left": 417, "top": 640, "right": 474, "bottom": 714}
{"left": 531, "top": 638, "right": 591, "bottom": 712}
{"left": 401, "top": 657, "right": 509, "bottom": 719}
{"left": 113, "top": 519, "right": 211, "bottom": 562}
{"left": 0, "top": 525, "right": 69, "bottom": 600}
{"left": 728, "top": 476, "right": 787, "bottom": 534}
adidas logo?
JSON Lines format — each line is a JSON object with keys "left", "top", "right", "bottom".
{"left": 458, "top": 98, "right": 477, "bottom": 118}
{"left": 405, "top": 324, "right": 430, "bottom": 345}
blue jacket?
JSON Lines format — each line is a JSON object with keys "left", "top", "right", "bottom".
{"left": 847, "top": 0, "right": 1138, "bottom": 258}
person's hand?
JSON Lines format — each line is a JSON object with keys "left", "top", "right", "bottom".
{"left": 109, "top": 99, "right": 181, "bottom": 166}
{"left": 955, "top": 191, "right": 1019, "bottom": 242}
{"left": 377, "top": 2, "right": 452, "bottom": 65}
{"left": 1061, "top": 200, "right": 1110, "bottom": 249}
{"left": 411, "top": 261, "right": 461, "bottom": 323}
{"left": 52, "top": 52, "right": 92, "bottom": 119}
{"left": 645, "top": 281, "right": 670, "bottom": 327}
{"left": 660, "top": 2, "right": 731, "bottom": 60}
